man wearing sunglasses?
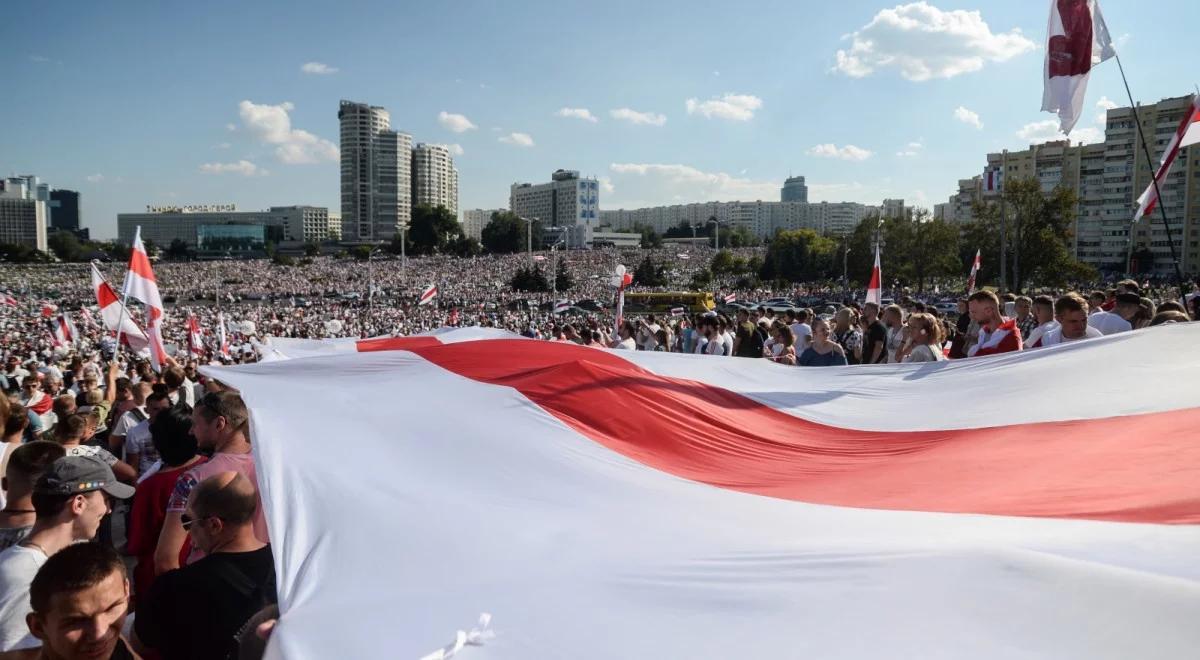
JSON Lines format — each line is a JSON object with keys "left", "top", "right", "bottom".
{"left": 134, "top": 472, "right": 275, "bottom": 660}
{"left": 0, "top": 455, "right": 133, "bottom": 652}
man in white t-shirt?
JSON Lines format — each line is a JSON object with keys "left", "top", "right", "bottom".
{"left": 789, "top": 309, "right": 813, "bottom": 348}
{"left": 124, "top": 390, "right": 172, "bottom": 478}
{"left": 1040, "top": 293, "right": 1103, "bottom": 347}
{"left": 1087, "top": 292, "right": 1134, "bottom": 335}
{"left": 0, "top": 456, "right": 132, "bottom": 651}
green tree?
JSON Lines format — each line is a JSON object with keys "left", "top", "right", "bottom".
{"left": 482, "top": 212, "right": 543, "bottom": 254}
{"left": 633, "top": 256, "right": 667, "bottom": 286}
{"left": 0, "top": 242, "right": 50, "bottom": 263}
{"left": 48, "top": 231, "right": 85, "bottom": 261}
{"left": 303, "top": 241, "right": 322, "bottom": 257}
{"left": 663, "top": 220, "right": 696, "bottom": 239}
{"left": 630, "top": 223, "right": 663, "bottom": 248}
{"left": 554, "top": 259, "right": 575, "bottom": 292}
{"left": 165, "top": 239, "right": 194, "bottom": 261}
{"left": 407, "top": 204, "right": 461, "bottom": 255}
{"left": 511, "top": 265, "right": 550, "bottom": 292}
{"left": 759, "top": 229, "right": 837, "bottom": 283}
{"left": 710, "top": 249, "right": 735, "bottom": 274}
{"left": 969, "top": 177, "right": 1090, "bottom": 291}
{"left": 449, "top": 236, "right": 482, "bottom": 257}
{"left": 349, "top": 245, "right": 373, "bottom": 261}
{"left": 689, "top": 268, "right": 713, "bottom": 290}
{"left": 845, "top": 211, "right": 961, "bottom": 290}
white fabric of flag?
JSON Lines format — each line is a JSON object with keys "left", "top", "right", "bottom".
{"left": 1041, "top": 0, "right": 1115, "bottom": 134}
{"left": 204, "top": 324, "right": 1200, "bottom": 659}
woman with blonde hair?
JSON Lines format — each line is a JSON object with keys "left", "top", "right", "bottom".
{"left": 902, "top": 313, "right": 947, "bottom": 363}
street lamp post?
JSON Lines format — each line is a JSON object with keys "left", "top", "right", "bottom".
{"left": 843, "top": 246, "right": 852, "bottom": 293}
{"left": 707, "top": 218, "right": 721, "bottom": 251}
{"left": 367, "top": 248, "right": 382, "bottom": 324}
{"left": 550, "top": 239, "right": 565, "bottom": 294}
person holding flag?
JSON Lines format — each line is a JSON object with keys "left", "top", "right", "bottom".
{"left": 187, "top": 315, "right": 205, "bottom": 358}
{"left": 217, "top": 312, "right": 232, "bottom": 360}
{"left": 865, "top": 244, "right": 882, "bottom": 306}
{"left": 90, "top": 263, "right": 150, "bottom": 354}
{"left": 418, "top": 284, "right": 438, "bottom": 306}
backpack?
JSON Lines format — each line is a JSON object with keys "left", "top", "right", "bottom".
{"left": 739, "top": 323, "right": 766, "bottom": 358}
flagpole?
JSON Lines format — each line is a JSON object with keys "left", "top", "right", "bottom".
{"left": 1113, "top": 53, "right": 1186, "bottom": 299}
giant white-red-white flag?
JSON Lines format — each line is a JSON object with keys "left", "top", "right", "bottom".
{"left": 1041, "top": 0, "right": 1115, "bottom": 134}
{"left": 966, "top": 248, "right": 982, "bottom": 294}
{"left": 1133, "top": 94, "right": 1200, "bottom": 224}
{"left": 90, "top": 263, "right": 149, "bottom": 352}
{"left": 122, "top": 227, "right": 168, "bottom": 370}
{"left": 204, "top": 325, "right": 1200, "bottom": 659}
{"left": 865, "top": 243, "right": 881, "bottom": 306}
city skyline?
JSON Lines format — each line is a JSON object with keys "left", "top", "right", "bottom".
{"left": 2, "top": 0, "right": 1198, "bottom": 239}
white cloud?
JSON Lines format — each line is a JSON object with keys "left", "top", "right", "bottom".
{"left": 609, "top": 163, "right": 779, "bottom": 202}
{"left": 834, "top": 3, "right": 1036, "bottom": 81}
{"left": 1016, "top": 120, "right": 1103, "bottom": 145}
{"left": 438, "top": 111, "right": 477, "bottom": 133}
{"left": 498, "top": 132, "right": 535, "bottom": 147}
{"left": 954, "top": 106, "right": 984, "bottom": 129}
{"left": 225, "top": 123, "right": 237, "bottom": 132}
{"left": 897, "top": 141, "right": 923, "bottom": 157}
{"left": 84, "top": 174, "right": 104, "bottom": 183}
{"left": 199, "top": 160, "right": 267, "bottom": 177}
{"left": 238, "top": 100, "right": 339, "bottom": 164}
{"left": 713, "top": 70, "right": 720, "bottom": 77}
{"left": 807, "top": 143, "right": 873, "bottom": 161}
{"left": 556, "top": 107, "right": 598, "bottom": 123}
{"left": 609, "top": 108, "right": 667, "bottom": 126}
{"left": 684, "top": 93, "right": 763, "bottom": 121}
{"left": 300, "top": 62, "right": 338, "bottom": 75}
{"left": 599, "top": 177, "right": 615, "bottom": 194}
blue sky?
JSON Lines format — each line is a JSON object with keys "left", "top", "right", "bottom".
{"left": 3, "top": 0, "right": 1197, "bottom": 239}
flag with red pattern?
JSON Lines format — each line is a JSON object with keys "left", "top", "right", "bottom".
{"left": 865, "top": 244, "right": 882, "bottom": 306}
{"left": 1133, "top": 94, "right": 1200, "bottom": 224}
{"left": 966, "top": 249, "right": 982, "bottom": 294}
{"left": 91, "top": 263, "right": 149, "bottom": 352}
{"left": 1041, "top": 0, "right": 1115, "bottom": 134}
{"left": 122, "top": 227, "right": 168, "bottom": 370}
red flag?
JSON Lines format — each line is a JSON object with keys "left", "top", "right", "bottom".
{"left": 865, "top": 244, "right": 882, "bottom": 306}
{"left": 967, "top": 249, "right": 982, "bottom": 294}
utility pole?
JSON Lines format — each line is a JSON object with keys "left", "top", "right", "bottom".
{"left": 999, "top": 149, "right": 1008, "bottom": 294}
{"left": 843, "top": 245, "right": 852, "bottom": 294}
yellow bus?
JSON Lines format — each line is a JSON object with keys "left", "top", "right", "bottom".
{"left": 623, "top": 291, "right": 716, "bottom": 313}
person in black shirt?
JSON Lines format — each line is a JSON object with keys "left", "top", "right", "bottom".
{"left": 860, "top": 302, "right": 888, "bottom": 364}
{"left": 133, "top": 472, "right": 276, "bottom": 660}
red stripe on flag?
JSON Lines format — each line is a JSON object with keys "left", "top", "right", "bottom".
{"left": 129, "top": 245, "right": 157, "bottom": 282}
{"left": 397, "top": 339, "right": 1200, "bottom": 524}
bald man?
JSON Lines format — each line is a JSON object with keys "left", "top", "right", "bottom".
{"left": 133, "top": 473, "right": 276, "bottom": 660}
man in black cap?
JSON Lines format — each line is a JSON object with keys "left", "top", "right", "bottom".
{"left": 1087, "top": 292, "right": 1136, "bottom": 335}
{"left": 0, "top": 455, "right": 133, "bottom": 652}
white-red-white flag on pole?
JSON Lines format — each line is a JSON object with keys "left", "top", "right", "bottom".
{"left": 1133, "top": 94, "right": 1200, "bottom": 224}
{"left": 1041, "top": 0, "right": 1115, "bottom": 135}
{"left": 418, "top": 284, "right": 438, "bottom": 306}
{"left": 865, "top": 244, "right": 882, "bottom": 306}
{"left": 48, "top": 314, "right": 77, "bottom": 347}
{"left": 983, "top": 167, "right": 1003, "bottom": 194}
{"left": 967, "top": 249, "right": 982, "bottom": 294}
{"left": 723, "top": 293, "right": 737, "bottom": 304}
{"left": 218, "top": 312, "right": 231, "bottom": 358}
{"left": 123, "top": 227, "right": 169, "bottom": 371}
{"left": 187, "top": 314, "right": 205, "bottom": 356}
{"left": 91, "top": 263, "right": 149, "bottom": 352}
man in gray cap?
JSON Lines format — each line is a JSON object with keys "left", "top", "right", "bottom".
{"left": 0, "top": 455, "right": 133, "bottom": 652}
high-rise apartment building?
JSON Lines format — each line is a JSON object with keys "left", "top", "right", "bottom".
{"left": 0, "top": 177, "right": 49, "bottom": 251}
{"left": 510, "top": 170, "right": 600, "bottom": 247}
{"left": 339, "top": 100, "right": 412, "bottom": 243}
{"left": 599, "top": 199, "right": 875, "bottom": 239}
{"left": 412, "top": 143, "right": 459, "bottom": 215}
{"left": 781, "top": 176, "right": 808, "bottom": 203}
{"left": 461, "top": 208, "right": 503, "bottom": 241}
{"left": 947, "top": 95, "right": 1199, "bottom": 276}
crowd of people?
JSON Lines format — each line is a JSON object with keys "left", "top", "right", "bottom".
{"left": 0, "top": 248, "right": 1197, "bottom": 658}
